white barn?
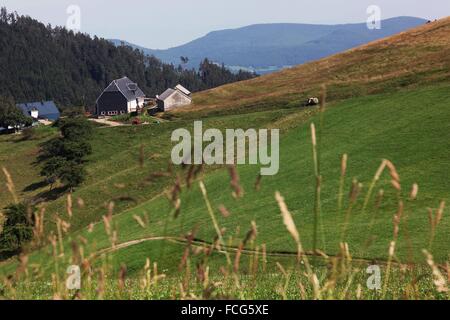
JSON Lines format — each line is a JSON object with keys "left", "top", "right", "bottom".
{"left": 157, "top": 84, "right": 192, "bottom": 112}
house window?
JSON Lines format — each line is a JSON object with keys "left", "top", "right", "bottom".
{"left": 120, "top": 110, "right": 125, "bottom": 114}
{"left": 100, "top": 111, "right": 105, "bottom": 115}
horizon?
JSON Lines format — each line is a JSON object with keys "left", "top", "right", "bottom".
{"left": 1, "top": 0, "right": 449, "bottom": 49}
{"left": 111, "top": 16, "right": 429, "bottom": 50}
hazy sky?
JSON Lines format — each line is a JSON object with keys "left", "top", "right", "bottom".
{"left": 1, "top": 0, "right": 449, "bottom": 48}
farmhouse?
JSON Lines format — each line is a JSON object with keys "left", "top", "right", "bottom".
{"left": 157, "top": 84, "right": 192, "bottom": 112}
{"left": 96, "top": 77, "right": 146, "bottom": 116}
{"left": 17, "top": 101, "right": 60, "bottom": 121}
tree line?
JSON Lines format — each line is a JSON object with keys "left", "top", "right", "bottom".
{"left": 0, "top": 96, "right": 32, "bottom": 130}
{"left": 0, "top": 8, "right": 256, "bottom": 111}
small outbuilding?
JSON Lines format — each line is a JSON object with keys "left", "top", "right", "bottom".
{"left": 96, "top": 77, "right": 146, "bottom": 117}
{"left": 17, "top": 101, "right": 60, "bottom": 121}
{"left": 157, "top": 84, "right": 192, "bottom": 112}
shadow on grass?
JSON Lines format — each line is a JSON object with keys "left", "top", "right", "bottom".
{"left": 111, "top": 196, "right": 138, "bottom": 205}
{"left": 23, "top": 180, "right": 48, "bottom": 192}
{"left": 33, "top": 185, "right": 69, "bottom": 203}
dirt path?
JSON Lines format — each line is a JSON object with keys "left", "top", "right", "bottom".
{"left": 89, "top": 118, "right": 126, "bottom": 127}
{"left": 95, "top": 236, "right": 399, "bottom": 266}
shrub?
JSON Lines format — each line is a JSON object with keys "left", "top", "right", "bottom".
{"left": 39, "top": 116, "right": 92, "bottom": 191}
{"left": 0, "top": 203, "right": 34, "bottom": 259}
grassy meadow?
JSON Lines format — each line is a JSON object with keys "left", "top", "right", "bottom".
{"left": 0, "top": 84, "right": 449, "bottom": 299}
{"left": 1, "top": 18, "right": 450, "bottom": 300}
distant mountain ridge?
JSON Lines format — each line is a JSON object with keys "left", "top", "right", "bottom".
{"left": 110, "top": 16, "right": 427, "bottom": 74}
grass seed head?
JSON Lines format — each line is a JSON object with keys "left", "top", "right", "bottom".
{"left": 218, "top": 205, "right": 231, "bottom": 218}
{"left": 275, "top": 191, "right": 300, "bottom": 245}
{"left": 436, "top": 201, "right": 445, "bottom": 225}
{"left": 423, "top": 250, "right": 448, "bottom": 293}
{"left": 385, "top": 160, "right": 400, "bottom": 183}
{"left": 310, "top": 123, "right": 317, "bottom": 147}
{"left": 341, "top": 154, "right": 348, "bottom": 177}
{"left": 410, "top": 183, "right": 419, "bottom": 200}
{"left": 228, "top": 165, "right": 243, "bottom": 198}
{"left": 66, "top": 194, "right": 73, "bottom": 218}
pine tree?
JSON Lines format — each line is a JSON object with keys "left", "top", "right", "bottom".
{"left": 0, "top": 7, "right": 256, "bottom": 111}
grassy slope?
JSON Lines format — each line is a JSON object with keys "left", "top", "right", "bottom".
{"left": 2, "top": 17, "right": 449, "bottom": 234}
{"left": 0, "top": 126, "right": 57, "bottom": 206}
{"left": 91, "top": 85, "right": 450, "bottom": 264}
{"left": 3, "top": 84, "right": 448, "bottom": 279}
{"left": 0, "top": 110, "right": 296, "bottom": 233}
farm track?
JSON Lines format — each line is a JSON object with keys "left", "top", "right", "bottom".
{"left": 95, "top": 235, "right": 409, "bottom": 267}
{"left": 89, "top": 116, "right": 168, "bottom": 128}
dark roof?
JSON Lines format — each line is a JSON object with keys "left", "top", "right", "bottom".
{"left": 17, "top": 101, "right": 60, "bottom": 120}
{"left": 157, "top": 88, "right": 176, "bottom": 101}
{"left": 102, "top": 76, "right": 145, "bottom": 102}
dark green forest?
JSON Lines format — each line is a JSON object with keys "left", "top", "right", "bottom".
{"left": 0, "top": 8, "right": 256, "bottom": 110}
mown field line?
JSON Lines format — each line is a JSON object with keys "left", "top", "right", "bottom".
{"left": 94, "top": 235, "right": 410, "bottom": 267}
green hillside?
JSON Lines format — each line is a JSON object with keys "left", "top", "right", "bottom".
{"left": 1, "top": 18, "right": 449, "bottom": 300}
{"left": 110, "top": 85, "right": 450, "bottom": 263}
{"left": 1, "top": 85, "right": 449, "bottom": 275}
{"left": 0, "top": 110, "right": 292, "bottom": 235}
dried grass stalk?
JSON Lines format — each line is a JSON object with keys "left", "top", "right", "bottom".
{"left": 2, "top": 167, "right": 18, "bottom": 204}
{"left": 410, "top": 183, "right": 419, "bottom": 200}
{"left": 228, "top": 165, "right": 243, "bottom": 198}
{"left": 423, "top": 250, "right": 448, "bottom": 293}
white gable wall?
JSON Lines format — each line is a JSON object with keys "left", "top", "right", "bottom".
{"left": 127, "top": 99, "right": 137, "bottom": 113}
{"left": 164, "top": 91, "right": 192, "bottom": 111}
{"left": 30, "top": 109, "right": 39, "bottom": 119}
{"left": 127, "top": 98, "right": 145, "bottom": 113}
{"left": 137, "top": 97, "right": 145, "bottom": 108}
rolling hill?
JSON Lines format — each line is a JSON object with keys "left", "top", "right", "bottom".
{"left": 183, "top": 17, "right": 450, "bottom": 115}
{"left": 1, "top": 17, "right": 449, "bottom": 299}
{"left": 111, "top": 16, "right": 426, "bottom": 73}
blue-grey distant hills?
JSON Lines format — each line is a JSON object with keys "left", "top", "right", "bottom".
{"left": 110, "top": 17, "right": 427, "bottom": 74}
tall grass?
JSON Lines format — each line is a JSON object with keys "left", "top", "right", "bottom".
{"left": 0, "top": 174, "right": 448, "bottom": 300}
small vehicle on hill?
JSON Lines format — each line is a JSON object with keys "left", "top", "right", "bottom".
{"left": 304, "top": 97, "right": 320, "bottom": 107}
